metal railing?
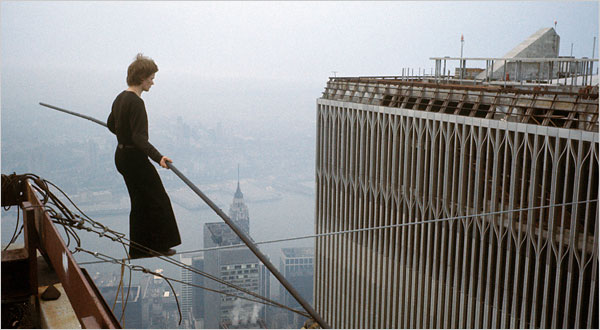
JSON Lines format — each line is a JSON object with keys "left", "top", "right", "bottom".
{"left": 430, "top": 56, "right": 599, "bottom": 87}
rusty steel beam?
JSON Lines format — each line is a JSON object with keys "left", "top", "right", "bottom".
{"left": 24, "top": 183, "right": 121, "bottom": 329}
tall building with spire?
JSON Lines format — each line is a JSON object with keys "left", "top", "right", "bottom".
{"left": 229, "top": 166, "right": 250, "bottom": 235}
{"left": 202, "top": 166, "right": 270, "bottom": 328}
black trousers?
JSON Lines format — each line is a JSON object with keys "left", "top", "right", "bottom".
{"left": 115, "top": 147, "right": 181, "bottom": 256}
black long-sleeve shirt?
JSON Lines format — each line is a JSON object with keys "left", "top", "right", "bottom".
{"left": 107, "top": 91, "right": 163, "bottom": 163}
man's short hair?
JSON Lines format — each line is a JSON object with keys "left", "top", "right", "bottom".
{"left": 126, "top": 53, "right": 158, "bottom": 86}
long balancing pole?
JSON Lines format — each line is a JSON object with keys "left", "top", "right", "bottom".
{"left": 39, "top": 102, "right": 331, "bottom": 329}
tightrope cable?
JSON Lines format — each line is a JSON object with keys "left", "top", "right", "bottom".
{"left": 170, "top": 198, "right": 598, "bottom": 255}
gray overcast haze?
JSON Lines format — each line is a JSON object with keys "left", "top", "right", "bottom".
{"left": 1, "top": 1, "right": 598, "bottom": 127}
{"left": 3, "top": 1, "right": 599, "bottom": 75}
{"left": 1, "top": 2, "right": 598, "bottom": 324}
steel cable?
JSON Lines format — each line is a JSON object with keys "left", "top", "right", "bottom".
{"left": 76, "top": 247, "right": 310, "bottom": 318}
{"left": 169, "top": 198, "right": 598, "bottom": 255}
{"left": 13, "top": 173, "right": 307, "bottom": 320}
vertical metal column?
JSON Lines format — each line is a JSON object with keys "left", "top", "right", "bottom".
{"left": 21, "top": 202, "right": 41, "bottom": 329}
{"left": 591, "top": 37, "right": 596, "bottom": 80}
{"left": 503, "top": 60, "right": 507, "bottom": 87}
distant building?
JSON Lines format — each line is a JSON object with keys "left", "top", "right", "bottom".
{"left": 180, "top": 256, "right": 194, "bottom": 321}
{"left": 191, "top": 255, "right": 206, "bottom": 322}
{"left": 180, "top": 254, "right": 205, "bottom": 328}
{"left": 229, "top": 173, "right": 250, "bottom": 235}
{"left": 203, "top": 181, "right": 270, "bottom": 329}
{"left": 98, "top": 285, "right": 142, "bottom": 329}
{"left": 140, "top": 270, "right": 181, "bottom": 329}
{"left": 86, "top": 139, "right": 99, "bottom": 171}
{"left": 279, "top": 247, "right": 314, "bottom": 328}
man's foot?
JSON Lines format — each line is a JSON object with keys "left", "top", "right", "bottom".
{"left": 155, "top": 248, "right": 176, "bottom": 257}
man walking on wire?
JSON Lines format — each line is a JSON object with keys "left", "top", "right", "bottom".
{"left": 107, "top": 53, "right": 181, "bottom": 259}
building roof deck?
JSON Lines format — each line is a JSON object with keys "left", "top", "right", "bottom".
{"left": 321, "top": 76, "right": 599, "bottom": 132}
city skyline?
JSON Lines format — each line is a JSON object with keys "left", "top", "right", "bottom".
{"left": 1, "top": 1, "right": 598, "bottom": 329}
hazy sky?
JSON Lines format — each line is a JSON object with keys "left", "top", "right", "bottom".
{"left": 3, "top": 1, "right": 598, "bottom": 76}
{"left": 1, "top": 1, "right": 598, "bottom": 125}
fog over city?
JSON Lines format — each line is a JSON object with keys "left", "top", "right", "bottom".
{"left": 1, "top": 1, "right": 597, "bottom": 328}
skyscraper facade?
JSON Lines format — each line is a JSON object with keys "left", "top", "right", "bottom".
{"left": 279, "top": 247, "right": 314, "bottom": 328}
{"left": 314, "top": 69, "right": 598, "bottom": 327}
